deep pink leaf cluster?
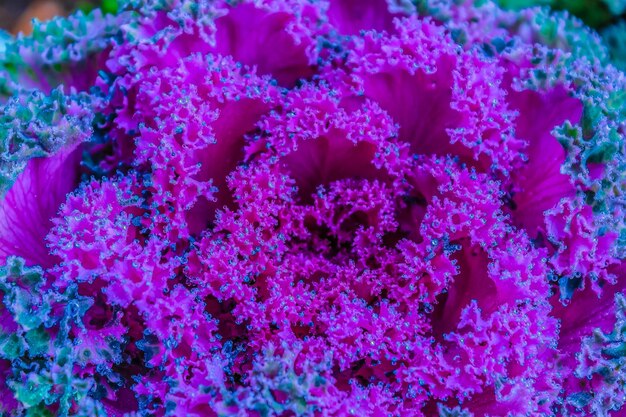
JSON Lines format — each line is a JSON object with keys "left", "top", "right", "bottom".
{"left": 1, "top": 0, "right": 625, "bottom": 416}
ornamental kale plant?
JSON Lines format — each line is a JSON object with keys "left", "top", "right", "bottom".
{"left": 0, "top": 0, "right": 625, "bottom": 416}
